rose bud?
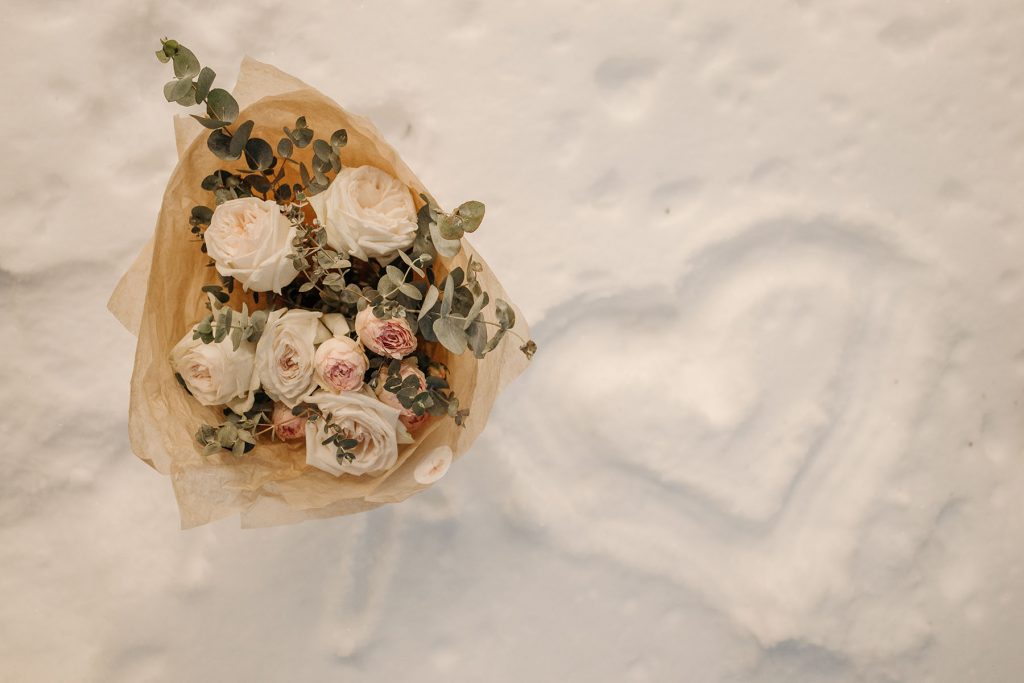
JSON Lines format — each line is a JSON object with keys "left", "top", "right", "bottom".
{"left": 314, "top": 336, "right": 369, "bottom": 392}
{"left": 272, "top": 403, "right": 307, "bottom": 441}
{"left": 354, "top": 307, "right": 417, "bottom": 359}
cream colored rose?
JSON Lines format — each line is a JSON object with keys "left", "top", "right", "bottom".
{"left": 314, "top": 336, "right": 368, "bottom": 392}
{"left": 354, "top": 306, "right": 418, "bottom": 359}
{"left": 255, "top": 308, "right": 322, "bottom": 407}
{"left": 170, "top": 322, "right": 259, "bottom": 413}
{"left": 204, "top": 197, "right": 300, "bottom": 293}
{"left": 304, "top": 390, "right": 402, "bottom": 477}
{"left": 308, "top": 166, "right": 417, "bottom": 263}
{"left": 375, "top": 360, "right": 431, "bottom": 431}
{"left": 271, "top": 402, "right": 306, "bottom": 441}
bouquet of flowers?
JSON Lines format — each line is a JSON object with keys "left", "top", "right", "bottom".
{"left": 108, "top": 41, "right": 534, "bottom": 528}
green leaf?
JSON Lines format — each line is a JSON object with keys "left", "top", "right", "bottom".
{"left": 190, "top": 114, "right": 230, "bottom": 129}
{"left": 313, "top": 139, "right": 332, "bottom": 161}
{"left": 436, "top": 213, "right": 463, "bottom": 240}
{"left": 277, "top": 138, "right": 293, "bottom": 159}
{"left": 156, "top": 49, "right": 170, "bottom": 64}
{"left": 441, "top": 275, "right": 454, "bottom": 317}
{"left": 433, "top": 317, "right": 468, "bottom": 355}
{"left": 175, "top": 87, "right": 197, "bottom": 107}
{"left": 194, "top": 67, "right": 215, "bottom": 103}
{"left": 466, "top": 319, "right": 487, "bottom": 357}
{"left": 330, "top": 129, "right": 348, "bottom": 148}
{"left": 285, "top": 126, "right": 313, "bottom": 148}
{"left": 229, "top": 120, "right": 254, "bottom": 159}
{"left": 244, "top": 138, "right": 274, "bottom": 171}
{"left": 419, "top": 285, "right": 439, "bottom": 321}
{"left": 201, "top": 284, "right": 230, "bottom": 304}
{"left": 463, "top": 291, "right": 489, "bottom": 329}
{"left": 397, "top": 249, "right": 425, "bottom": 276}
{"left": 164, "top": 78, "right": 192, "bottom": 103}
{"left": 455, "top": 201, "right": 485, "bottom": 233}
{"left": 245, "top": 173, "right": 272, "bottom": 194}
{"left": 207, "top": 129, "right": 238, "bottom": 160}
{"left": 206, "top": 88, "right": 239, "bottom": 124}
{"left": 484, "top": 326, "right": 507, "bottom": 353}
{"left": 399, "top": 283, "right": 422, "bottom": 300}
{"left": 191, "top": 205, "right": 213, "bottom": 224}
{"left": 172, "top": 45, "right": 200, "bottom": 79}
{"left": 495, "top": 299, "right": 516, "bottom": 329}
{"left": 429, "top": 222, "right": 461, "bottom": 258}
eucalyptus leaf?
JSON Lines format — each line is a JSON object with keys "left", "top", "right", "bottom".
{"left": 429, "top": 222, "right": 461, "bottom": 258}
{"left": 164, "top": 78, "right": 192, "bottom": 103}
{"left": 244, "top": 138, "right": 274, "bottom": 171}
{"left": 466, "top": 319, "right": 487, "bottom": 357}
{"left": 194, "top": 66, "right": 216, "bottom": 102}
{"left": 175, "top": 87, "right": 197, "bottom": 107}
{"left": 399, "top": 283, "right": 422, "bottom": 300}
{"left": 277, "top": 137, "right": 293, "bottom": 159}
{"left": 207, "top": 129, "right": 238, "bottom": 160}
{"left": 313, "top": 139, "right": 332, "bottom": 161}
{"left": 495, "top": 298, "right": 516, "bottom": 329}
{"left": 206, "top": 88, "right": 239, "bottom": 124}
{"left": 455, "top": 200, "right": 485, "bottom": 233}
{"left": 172, "top": 45, "right": 200, "bottom": 79}
{"left": 190, "top": 114, "right": 230, "bottom": 130}
{"left": 330, "top": 129, "right": 348, "bottom": 148}
{"left": 433, "top": 317, "right": 468, "bottom": 355}
{"left": 398, "top": 249, "right": 425, "bottom": 276}
{"left": 436, "top": 213, "right": 463, "bottom": 240}
{"left": 484, "top": 326, "right": 508, "bottom": 353}
{"left": 463, "top": 291, "right": 489, "bottom": 330}
{"left": 441, "top": 275, "right": 455, "bottom": 318}
{"left": 419, "top": 285, "right": 439, "bottom": 321}
{"left": 229, "top": 120, "right": 254, "bottom": 159}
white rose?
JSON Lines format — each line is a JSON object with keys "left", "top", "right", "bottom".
{"left": 170, "top": 322, "right": 259, "bottom": 413}
{"left": 205, "top": 197, "right": 300, "bottom": 293}
{"left": 314, "top": 336, "right": 369, "bottom": 393}
{"left": 308, "top": 166, "right": 417, "bottom": 263}
{"left": 305, "top": 390, "right": 402, "bottom": 477}
{"left": 255, "top": 308, "right": 322, "bottom": 407}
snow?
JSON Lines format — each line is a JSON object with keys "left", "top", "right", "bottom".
{"left": 3, "top": 0, "right": 1024, "bottom": 681}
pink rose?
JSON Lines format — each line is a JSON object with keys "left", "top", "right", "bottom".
{"left": 375, "top": 361, "right": 431, "bottom": 431}
{"left": 314, "top": 336, "right": 369, "bottom": 392}
{"left": 272, "top": 402, "right": 307, "bottom": 441}
{"left": 355, "top": 307, "right": 418, "bottom": 359}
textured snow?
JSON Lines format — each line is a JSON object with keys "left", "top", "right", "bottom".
{"left": 3, "top": 0, "right": 1024, "bottom": 681}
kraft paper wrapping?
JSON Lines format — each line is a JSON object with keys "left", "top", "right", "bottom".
{"left": 108, "top": 58, "right": 530, "bottom": 529}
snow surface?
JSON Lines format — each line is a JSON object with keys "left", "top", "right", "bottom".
{"left": 3, "top": 0, "right": 1024, "bottom": 681}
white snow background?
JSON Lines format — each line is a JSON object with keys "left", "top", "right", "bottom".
{"left": 2, "top": 1, "right": 1024, "bottom": 681}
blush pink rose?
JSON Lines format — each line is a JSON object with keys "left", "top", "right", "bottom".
{"left": 375, "top": 361, "right": 431, "bottom": 432}
{"left": 272, "top": 402, "right": 307, "bottom": 441}
{"left": 314, "top": 336, "right": 369, "bottom": 392}
{"left": 355, "top": 307, "right": 418, "bottom": 359}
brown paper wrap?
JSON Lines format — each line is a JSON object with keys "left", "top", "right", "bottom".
{"left": 108, "top": 58, "right": 530, "bottom": 528}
